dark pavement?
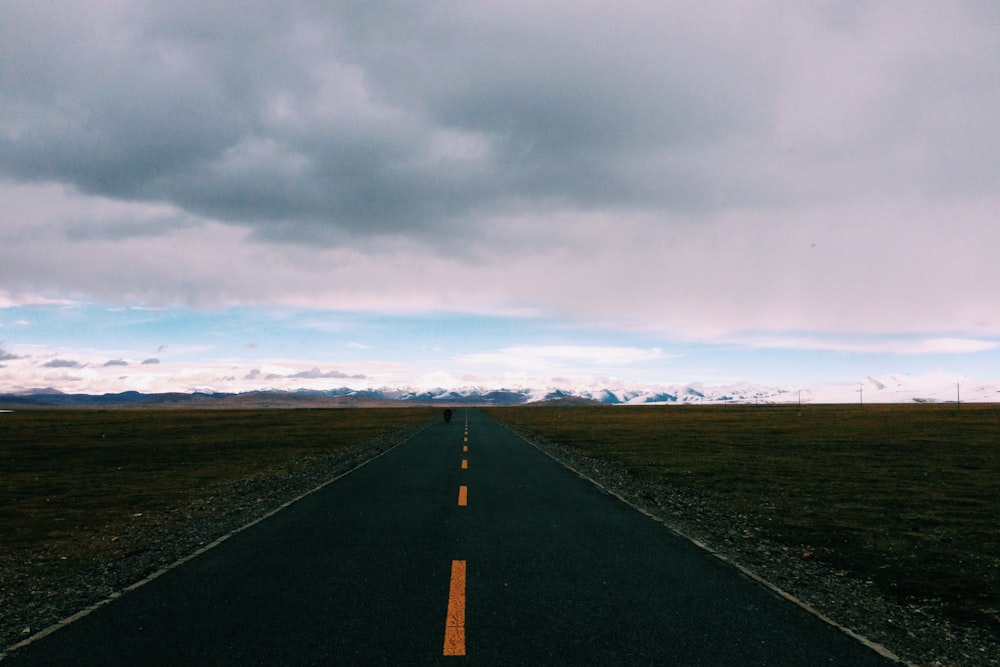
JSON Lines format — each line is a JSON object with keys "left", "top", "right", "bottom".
{"left": 3, "top": 410, "right": 898, "bottom": 665}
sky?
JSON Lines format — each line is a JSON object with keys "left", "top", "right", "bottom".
{"left": 2, "top": 1, "right": 1000, "bottom": 396}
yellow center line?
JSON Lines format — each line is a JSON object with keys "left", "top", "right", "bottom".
{"left": 443, "top": 560, "right": 466, "bottom": 656}
{"left": 457, "top": 485, "right": 468, "bottom": 506}
{"left": 463, "top": 445, "right": 468, "bottom": 452}
{"left": 461, "top": 459, "right": 468, "bottom": 469}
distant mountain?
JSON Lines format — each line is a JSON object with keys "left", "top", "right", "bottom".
{"left": 0, "top": 390, "right": 216, "bottom": 408}
{"left": 2, "top": 373, "right": 997, "bottom": 408}
{"left": 8, "top": 387, "right": 66, "bottom": 396}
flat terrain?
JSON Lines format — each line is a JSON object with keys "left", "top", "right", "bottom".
{"left": 1, "top": 408, "right": 436, "bottom": 559}
{"left": 485, "top": 404, "right": 1000, "bottom": 639}
{"left": 2, "top": 405, "right": 998, "bottom": 665}
{"left": 0, "top": 408, "right": 436, "bottom": 647}
{"left": 3, "top": 411, "right": 894, "bottom": 665}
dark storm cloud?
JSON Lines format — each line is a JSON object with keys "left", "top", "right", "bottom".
{"left": 17, "top": 2, "right": 995, "bottom": 245}
{"left": 257, "top": 367, "right": 365, "bottom": 381}
{"left": 63, "top": 214, "right": 202, "bottom": 242}
{"left": 3, "top": 1, "right": 1000, "bottom": 341}
{"left": 0, "top": 1, "right": 494, "bottom": 240}
{"left": 43, "top": 359, "right": 83, "bottom": 368}
{"left": 0, "top": 344, "right": 20, "bottom": 362}
{"left": 288, "top": 367, "right": 365, "bottom": 380}
{"left": 333, "top": 3, "right": 785, "bottom": 209}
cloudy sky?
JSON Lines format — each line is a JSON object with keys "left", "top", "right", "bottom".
{"left": 2, "top": 1, "right": 999, "bottom": 395}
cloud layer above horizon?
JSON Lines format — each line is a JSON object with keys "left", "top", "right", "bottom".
{"left": 3, "top": 1, "right": 1000, "bottom": 391}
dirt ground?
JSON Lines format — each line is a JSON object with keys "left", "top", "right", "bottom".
{"left": 512, "top": 427, "right": 1000, "bottom": 667}
{"left": 3, "top": 422, "right": 999, "bottom": 666}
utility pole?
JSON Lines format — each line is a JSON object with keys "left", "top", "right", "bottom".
{"left": 859, "top": 385, "right": 863, "bottom": 406}
{"left": 957, "top": 382, "right": 960, "bottom": 407}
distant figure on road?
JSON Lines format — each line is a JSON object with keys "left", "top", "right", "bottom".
{"left": 444, "top": 408, "right": 453, "bottom": 423}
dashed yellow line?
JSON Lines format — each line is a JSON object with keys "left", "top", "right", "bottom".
{"left": 445, "top": 419, "right": 470, "bottom": 656}
{"left": 443, "top": 560, "right": 466, "bottom": 656}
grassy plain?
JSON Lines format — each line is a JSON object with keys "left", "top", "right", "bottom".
{"left": 485, "top": 403, "right": 1000, "bottom": 632}
{"left": 0, "top": 409, "right": 435, "bottom": 584}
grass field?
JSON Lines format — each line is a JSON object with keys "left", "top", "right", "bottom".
{"left": 3, "top": 404, "right": 998, "bottom": 642}
{"left": 0, "top": 408, "right": 436, "bottom": 588}
{"left": 485, "top": 403, "right": 1000, "bottom": 632}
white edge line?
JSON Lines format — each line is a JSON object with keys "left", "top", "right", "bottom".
{"left": 1, "top": 421, "right": 435, "bottom": 661}
{"left": 490, "top": 417, "right": 915, "bottom": 667}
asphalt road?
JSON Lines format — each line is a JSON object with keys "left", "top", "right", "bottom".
{"left": 4, "top": 410, "right": 898, "bottom": 665}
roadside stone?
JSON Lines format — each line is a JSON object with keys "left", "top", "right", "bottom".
{"left": 504, "top": 423, "right": 1000, "bottom": 667}
{"left": 0, "top": 422, "right": 429, "bottom": 654}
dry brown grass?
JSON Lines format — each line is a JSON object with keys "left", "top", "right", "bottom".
{"left": 485, "top": 403, "right": 1000, "bottom": 632}
{"left": 0, "top": 408, "right": 435, "bottom": 583}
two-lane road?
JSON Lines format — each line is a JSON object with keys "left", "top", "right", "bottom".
{"left": 4, "top": 410, "right": 899, "bottom": 665}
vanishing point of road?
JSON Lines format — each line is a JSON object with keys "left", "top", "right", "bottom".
{"left": 3, "top": 410, "right": 900, "bottom": 665}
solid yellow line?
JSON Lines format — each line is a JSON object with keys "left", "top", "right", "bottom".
{"left": 457, "top": 485, "right": 468, "bottom": 506}
{"left": 463, "top": 445, "right": 468, "bottom": 452}
{"left": 461, "top": 459, "right": 468, "bottom": 469}
{"left": 443, "top": 560, "right": 466, "bottom": 656}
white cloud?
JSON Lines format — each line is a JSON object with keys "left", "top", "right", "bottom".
{"left": 907, "top": 339, "right": 999, "bottom": 355}
{"left": 0, "top": 290, "right": 76, "bottom": 309}
{"left": 3, "top": 181, "right": 1000, "bottom": 341}
{"left": 726, "top": 334, "right": 999, "bottom": 355}
{"left": 0, "top": 343, "right": 383, "bottom": 394}
{"left": 2, "top": 1, "right": 999, "bottom": 392}
{"left": 458, "top": 345, "right": 668, "bottom": 372}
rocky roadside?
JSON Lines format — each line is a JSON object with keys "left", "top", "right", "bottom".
{"left": 0, "top": 422, "right": 430, "bottom": 657}
{"left": 4, "top": 419, "right": 998, "bottom": 666}
{"left": 506, "top": 425, "right": 1000, "bottom": 667}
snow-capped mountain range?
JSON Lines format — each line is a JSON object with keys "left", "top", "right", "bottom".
{"left": 384, "top": 372, "right": 997, "bottom": 405}
{"left": 3, "top": 372, "right": 997, "bottom": 407}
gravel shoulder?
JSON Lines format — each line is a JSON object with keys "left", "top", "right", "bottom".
{"left": 508, "top": 425, "right": 1000, "bottom": 667}
{"left": 4, "top": 419, "right": 998, "bottom": 666}
{"left": 1, "top": 423, "right": 429, "bottom": 658}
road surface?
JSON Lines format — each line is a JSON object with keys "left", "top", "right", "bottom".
{"left": 4, "top": 410, "right": 898, "bottom": 665}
